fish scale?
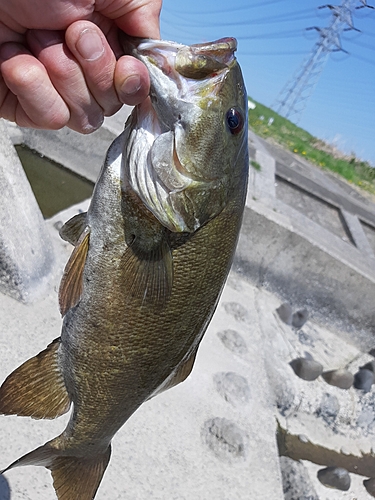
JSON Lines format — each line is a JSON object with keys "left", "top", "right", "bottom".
{"left": 0, "top": 35, "right": 248, "bottom": 499}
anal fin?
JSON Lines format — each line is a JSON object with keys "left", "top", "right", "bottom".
{"left": 0, "top": 338, "right": 71, "bottom": 419}
{"left": 59, "top": 228, "right": 90, "bottom": 316}
{"left": 150, "top": 348, "right": 198, "bottom": 399}
{"left": 50, "top": 446, "right": 111, "bottom": 500}
{"left": 163, "top": 349, "right": 198, "bottom": 391}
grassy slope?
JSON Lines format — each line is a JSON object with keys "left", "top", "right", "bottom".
{"left": 248, "top": 98, "right": 375, "bottom": 195}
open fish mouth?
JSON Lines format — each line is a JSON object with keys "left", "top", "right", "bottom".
{"left": 122, "top": 36, "right": 238, "bottom": 111}
{"left": 135, "top": 37, "right": 237, "bottom": 79}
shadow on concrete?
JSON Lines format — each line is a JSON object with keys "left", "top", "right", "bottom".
{"left": 0, "top": 476, "right": 10, "bottom": 500}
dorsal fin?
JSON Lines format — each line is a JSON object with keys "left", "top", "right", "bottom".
{"left": 0, "top": 338, "right": 71, "bottom": 419}
{"left": 123, "top": 236, "right": 173, "bottom": 308}
{"left": 59, "top": 212, "right": 87, "bottom": 246}
{"left": 59, "top": 229, "right": 90, "bottom": 316}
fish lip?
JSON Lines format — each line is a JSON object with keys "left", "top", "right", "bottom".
{"left": 133, "top": 38, "right": 185, "bottom": 53}
{"left": 120, "top": 35, "right": 184, "bottom": 66}
{"left": 134, "top": 37, "right": 237, "bottom": 58}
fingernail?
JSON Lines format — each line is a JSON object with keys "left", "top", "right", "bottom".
{"left": 121, "top": 75, "right": 142, "bottom": 96}
{"left": 76, "top": 29, "right": 104, "bottom": 61}
{"left": 82, "top": 114, "right": 104, "bottom": 134}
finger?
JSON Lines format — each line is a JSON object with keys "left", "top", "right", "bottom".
{"left": 27, "top": 29, "right": 104, "bottom": 133}
{"left": 0, "top": 43, "right": 70, "bottom": 129}
{"left": 67, "top": 19, "right": 151, "bottom": 107}
{"left": 114, "top": 55, "right": 150, "bottom": 106}
{"left": 0, "top": 25, "right": 24, "bottom": 46}
{"left": 65, "top": 21, "right": 122, "bottom": 117}
{"left": 96, "top": 0, "right": 162, "bottom": 39}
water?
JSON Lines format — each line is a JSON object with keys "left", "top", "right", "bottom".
{"left": 16, "top": 145, "right": 94, "bottom": 219}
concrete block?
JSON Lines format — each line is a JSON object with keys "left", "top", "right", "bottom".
{"left": 340, "top": 209, "right": 375, "bottom": 260}
{"left": 17, "top": 106, "right": 133, "bottom": 184}
{"left": 280, "top": 457, "right": 319, "bottom": 500}
{"left": 20, "top": 127, "right": 112, "bottom": 184}
{"left": 0, "top": 119, "right": 54, "bottom": 302}
{"left": 248, "top": 130, "right": 276, "bottom": 202}
{"left": 236, "top": 199, "right": 375, "bottom": 349}
{"left": 5, "top": 120, "right": 24, "bottom": 145}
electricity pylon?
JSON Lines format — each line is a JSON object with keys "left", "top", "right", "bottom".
{"left": 272, "top": 0, "right": 371, "bottom": 123}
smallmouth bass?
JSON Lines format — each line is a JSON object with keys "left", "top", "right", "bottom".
{"left": 0, "top": 36, "right": 248, "bottom": 499}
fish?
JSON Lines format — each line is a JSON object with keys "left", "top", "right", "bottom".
{"left": 0, "top": 36, "right": 248, "bottom": 500}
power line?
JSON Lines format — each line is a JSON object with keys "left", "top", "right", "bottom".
{"left": 162, "top": 0, "right": 287, "bottom": 16}
{"left": 351, "top": 51, "right": 375, "bottom": 65}
{"left": 240, "top": 50, "right": 308, "bottom": 56}
{"left": 236, "top": 29, "right": 304, "bottom": 40}
{"left": 343, "top": 35, "right": 375, "bottom": 51}
{"left": 161, "top": 7, "right": 315, "bottom": 28}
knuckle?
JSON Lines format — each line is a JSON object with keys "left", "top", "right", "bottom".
{"left": 42, "top": 113, "right": 69, "bottom": 130}
{"left": 7, "top": 63, "right": 45, "bottom": 92}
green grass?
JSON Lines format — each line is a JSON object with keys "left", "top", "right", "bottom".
{"left": 248, "top": 97, "right": 375, "bottom": 195}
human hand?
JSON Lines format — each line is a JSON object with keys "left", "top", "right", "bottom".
{"left": 0, "top": 0, "right": 162, "bottom": 133}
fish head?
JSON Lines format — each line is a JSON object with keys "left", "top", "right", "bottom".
{"left": 121, "top": 36, "right": 248, "bottom": 232}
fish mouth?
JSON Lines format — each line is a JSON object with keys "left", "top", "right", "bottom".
{"left": 122, "top": 35, "right": 238, "bottom": 179}
{"left": 121, "top": 36, "right": 237, "bottom": 70}
{"left": 121, "top": 35, "right": 237, "bottom": 106}
{"left": 134, "top": 37, "right": 237, "bottom": 80}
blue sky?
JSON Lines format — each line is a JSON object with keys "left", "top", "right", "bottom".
{"left": 160, "top": 0, "right": 375, "bottom": 165}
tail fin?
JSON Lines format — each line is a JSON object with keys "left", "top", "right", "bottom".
{"left": 0, "top": 338, "right": 71, "bottom": 419}
{"left": 1, "top": 442, "right": 111, "bottom": 500}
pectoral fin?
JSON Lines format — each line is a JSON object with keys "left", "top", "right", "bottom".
{"left": 59, "top": 228, "right": 90, "bottom": 316}
{"left": 0, "top": 338, "right": 70, "bottom": 419}
{"left": 123, "top": 236, "right": 173, "bottom": 307}
{"left": 59, "top": 212, "right": 87, "bottom": 246}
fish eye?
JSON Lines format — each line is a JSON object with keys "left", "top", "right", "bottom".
{"left": 226, "top": 108, "right": 244, "bottom": 135}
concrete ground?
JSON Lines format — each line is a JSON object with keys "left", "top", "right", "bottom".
{"left": 1, "top": 205, "right": 374, "bottom": 499}
{"left": 0, "top": 111, "right": 375, "bottom": 499}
